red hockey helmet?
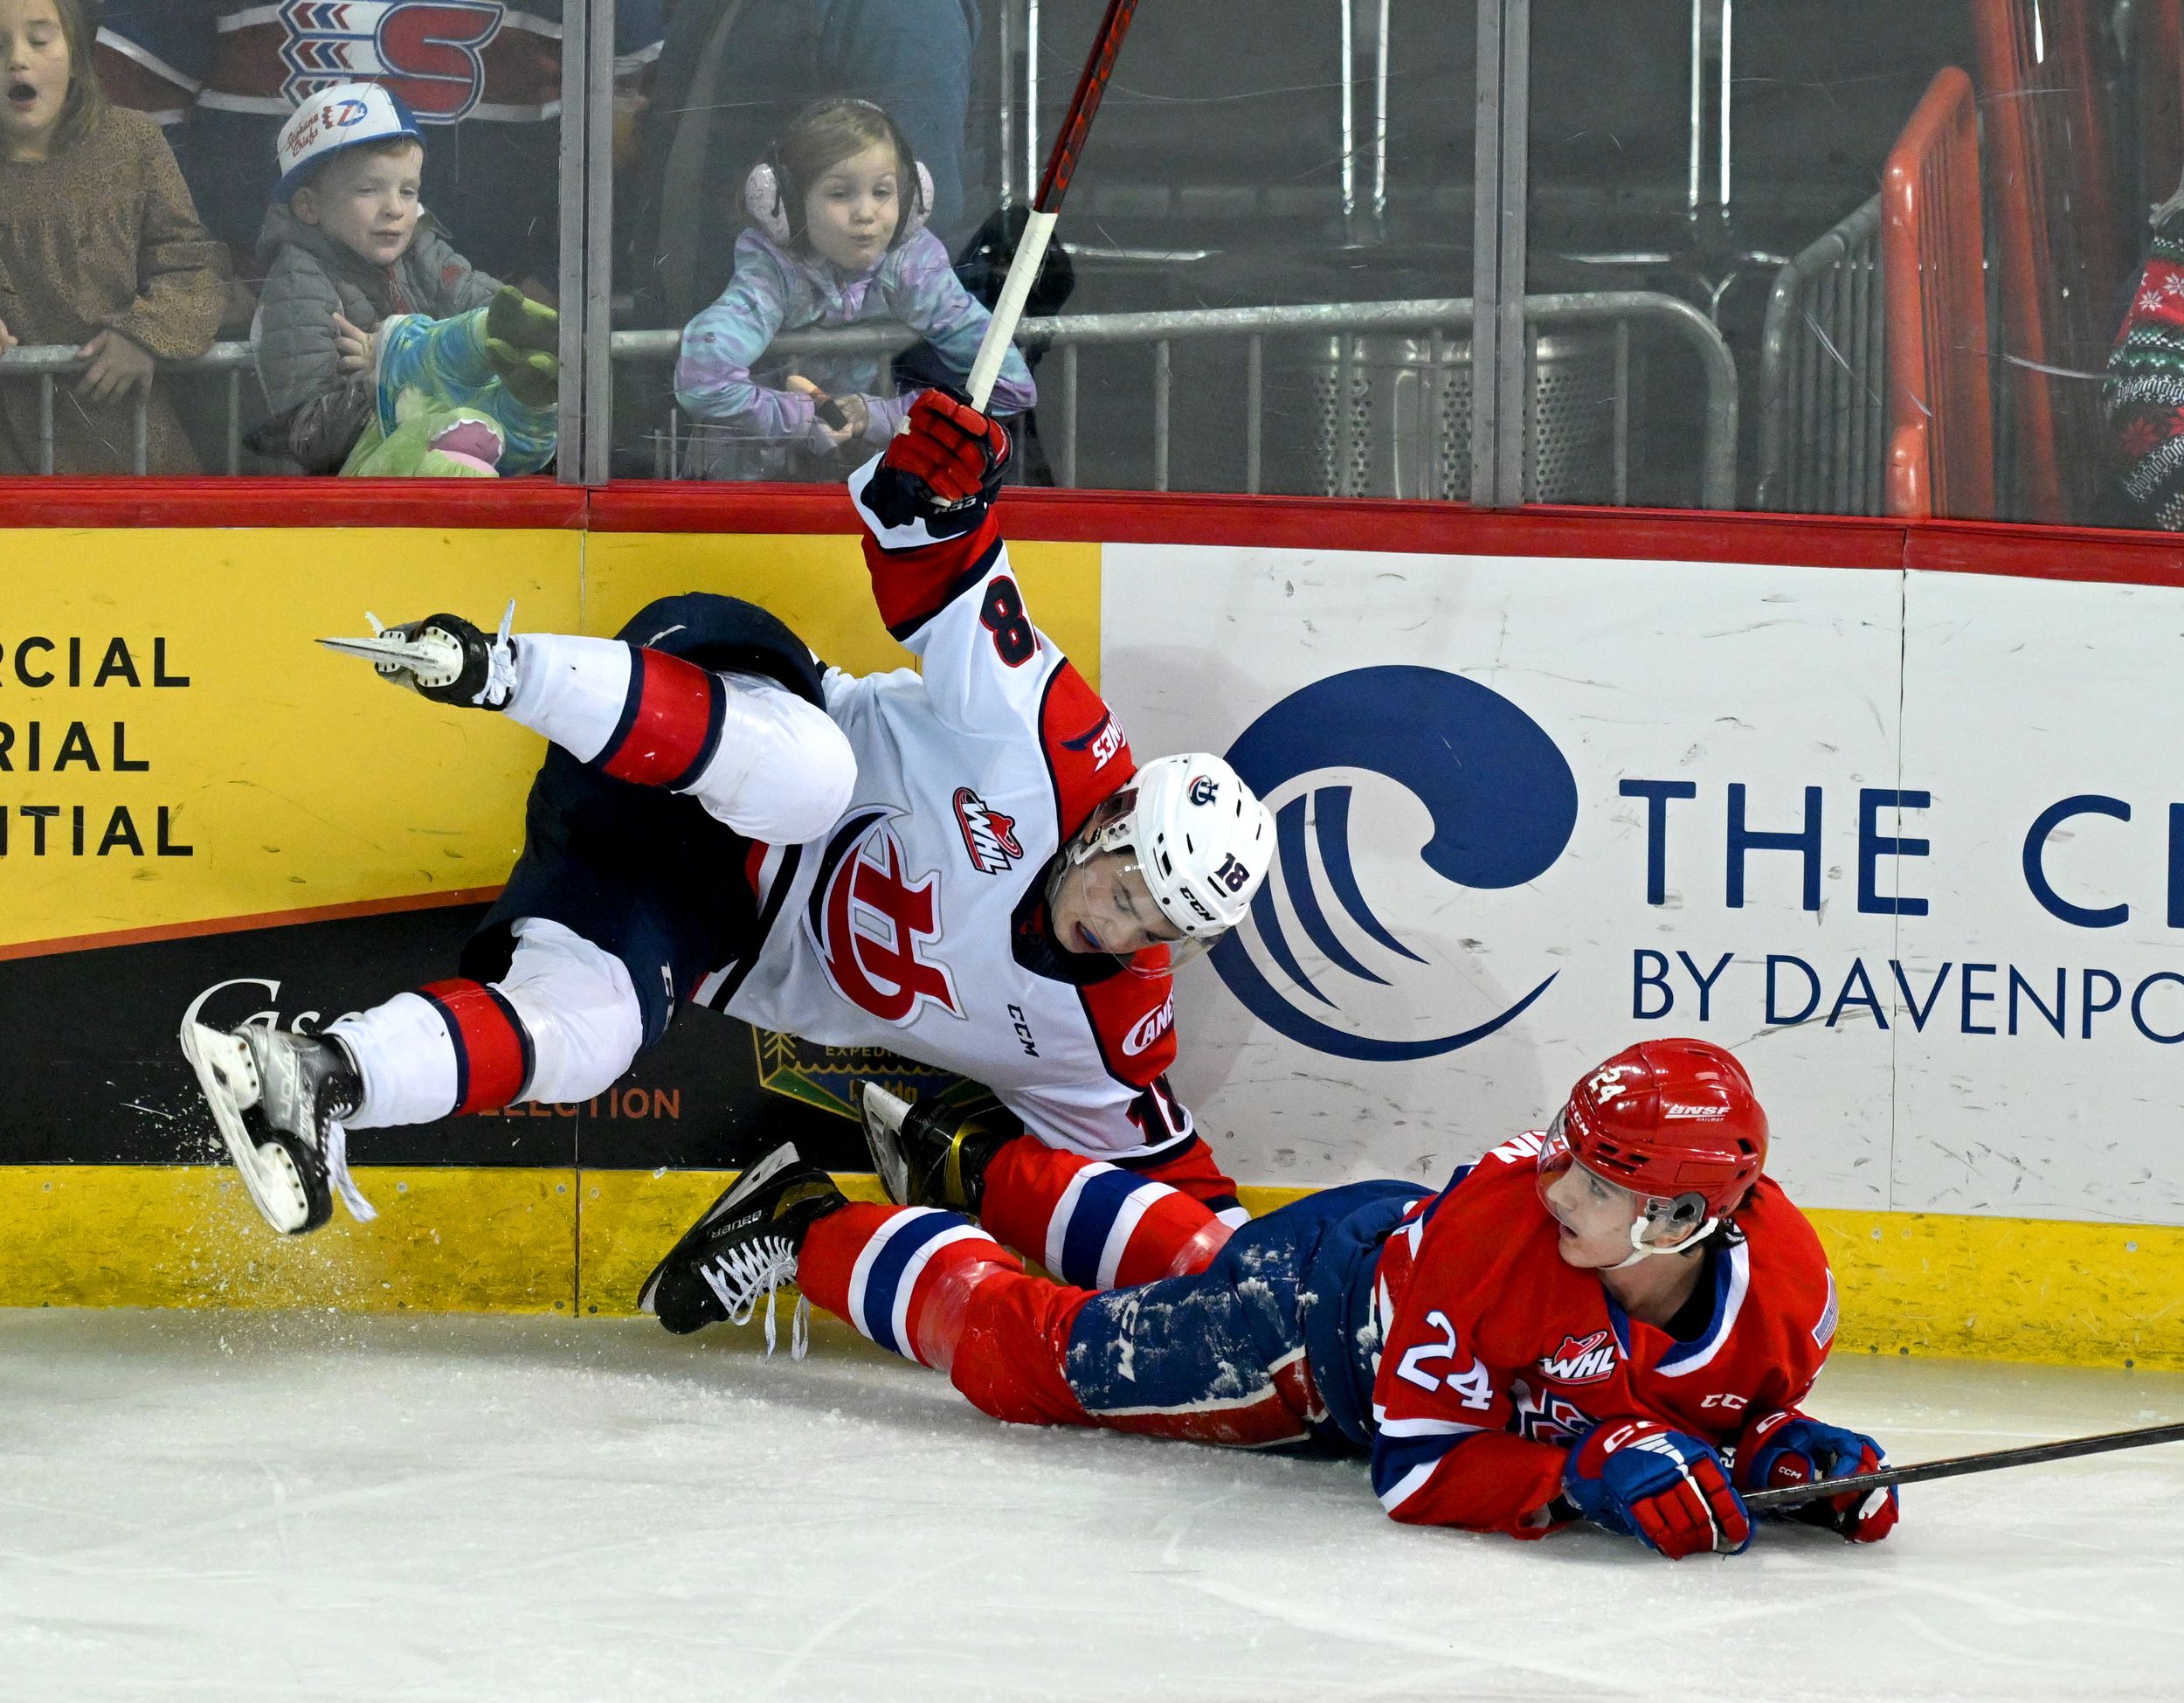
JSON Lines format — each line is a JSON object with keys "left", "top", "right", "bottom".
{"left": 1551, "top": 1038, "right": 1768, "bottom": 1221}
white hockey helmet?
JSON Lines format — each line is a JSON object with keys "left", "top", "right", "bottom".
{"left": 1072, "top": 752, "right": 1274, "bottom": 941}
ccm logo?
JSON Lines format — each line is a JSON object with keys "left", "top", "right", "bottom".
{"left": 1121, "top": 999, "right": 1175, "bottom": 1056}
{"left": 1700, "top": 1392, "right": 1749, "bottom": 1411}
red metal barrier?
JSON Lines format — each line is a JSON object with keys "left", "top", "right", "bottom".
{"left": 1882, "top": 68, "right": 1994, "bottom": 520}
{"left": 1971, "top": 0, "right": 2130, "bottom": 523}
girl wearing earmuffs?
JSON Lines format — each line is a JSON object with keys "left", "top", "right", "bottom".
{"left": 674, "top": 95, "right": 1034, "bottom": 481}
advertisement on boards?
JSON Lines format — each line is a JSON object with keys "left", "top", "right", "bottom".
{"left": 1103, "top": 544, "right": 2184, "bottom": 1228}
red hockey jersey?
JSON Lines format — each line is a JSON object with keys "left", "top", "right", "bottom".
{"left": 1365, "top": 1132, "right": 1839, "bottom": 1534}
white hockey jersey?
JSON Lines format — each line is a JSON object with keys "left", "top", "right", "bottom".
{"left": 696, "top": 461, "right": 1197, "bottom": 1166}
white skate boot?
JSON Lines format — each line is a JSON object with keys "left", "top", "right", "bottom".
{"left": 180, "top": 1021, "right": 376, "bottom": 1234}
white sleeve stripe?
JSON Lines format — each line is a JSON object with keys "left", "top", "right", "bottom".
{"left": 1377, "top": 1462, "right": 1438, "bottom": 1513}
{"left": 1376, "top": 1416, "right": 1488, "bottom": 1439}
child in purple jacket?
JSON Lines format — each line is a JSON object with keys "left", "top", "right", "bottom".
{"left": 674, "top": 96, "right": 1033, "bottom": 481}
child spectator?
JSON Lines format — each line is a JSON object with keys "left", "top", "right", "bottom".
{"left": 674, "top": 96, "right": 1033, "bottom": 481}
{"left": 2105, "top": 180, "right": 2184, "bottom": 529}
{"left": 252, "top": 81, "right": 557, "bottom": 474}
{"left": 0, "top": 0, "right": 229, "bottom": 474}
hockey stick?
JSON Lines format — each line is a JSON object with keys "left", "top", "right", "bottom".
{"left": 964, "top": 0, "right": 1142, "bottom": 410}
{"left": 1744, "top": 1417, "right": 2184, "bottom": 1512}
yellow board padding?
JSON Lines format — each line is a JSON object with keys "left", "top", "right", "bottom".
{"left": 0, "top": 529, "right": 581, "bottom": 950}
{"left": 3, "top": 1165, "right": 2176, "bottom": 1372}
{"left": 573, "top": 1166, "right": 892, "bottom": 1317}
{"left": 582, "top": 530, "right": 1105, "bottom": 689}
{"left": 1803, "top": 1207, "right": 2184, "bottom": 1371}
{"left": 0, "top": 1165, "right": 576, "bottom": 1313}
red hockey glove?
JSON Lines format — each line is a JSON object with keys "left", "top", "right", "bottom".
{"left": 865, "top": 389, "right": 1011, "bottom": 528}
{"left": 1735, "top": 1409, "right": 1899, "bottom": 1543}
{"left": 1563, "top": 1419, "right": 1753, "bottom": 1559}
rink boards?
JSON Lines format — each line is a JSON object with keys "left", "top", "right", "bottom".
{"left": 0, "top": 486, "right": 2177, "bottom": 1371}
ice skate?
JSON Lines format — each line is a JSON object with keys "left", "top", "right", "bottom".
{"left": 638, "top": 1143, "right": 847, "bottom": 1348}
{"left": 179, "top": 1021, "right": 374, "bottom": 1235}
{"left": 320, "top": 601, "right": 518, "bottom": 709}
{"left": 856, "top": 1083, "right": 1011, "bottom": 1214}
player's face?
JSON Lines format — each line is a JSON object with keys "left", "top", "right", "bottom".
{"left": 296, "top": 143, "right": 425, "bottom": 268}
{"left": 1538, "top": 1157, "right": 1649, "bottom": 1268}
{"left": 1049, "top": 849, "right": 1184, "bottom": 959}
{"left": 804, "top": 142, "right": 903, "bottom": 271}
{"left": 0, "top": 0, "right": 71, "bottom": 162}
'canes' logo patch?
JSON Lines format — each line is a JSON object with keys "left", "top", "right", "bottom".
{"left": 814, "top": 811, "right": 962, "bottom": 1027}
{"left": 277, "top": 1, "right": 506, "bottom": 121}
{"left": 1536, "top": 1329, "right": 1618, "bottom": 1385}
{"left": 953, "top": 787, "right": 1022, "bottom": 874}
{"left": 1121, "top": 998, "right": 1174, "bottom": 1057}
{"left": 1061, "top": 708, "right": 1126, "bottom": 769}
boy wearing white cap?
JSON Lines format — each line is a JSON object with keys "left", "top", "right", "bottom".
{"left": 252, "top": 82, "right": 559, "bottom": 474}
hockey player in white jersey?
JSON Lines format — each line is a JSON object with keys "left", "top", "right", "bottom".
{"left": 182, "top": 389, "right": 1274, "bottom": 1275}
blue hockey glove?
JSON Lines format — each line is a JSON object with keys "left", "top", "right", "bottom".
{"left": 1735, "top": 1409, "right": 1898, "bottom": 1543}
{"left": 1564, "top": 1418, "right": 1753, "bottom": 1559}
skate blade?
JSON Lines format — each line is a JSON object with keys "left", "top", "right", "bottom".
{"left": 179, "top": 1021, "right": 312, "bottom": 1236}
{"left": 636, "top": 1143, "right": 803, "bottom": 1316}
{"left": 318, "top": 631, "right": 464, "bottom": 687}
{"left": 855, "top": 1082, "right": 914, "bottom": 1205}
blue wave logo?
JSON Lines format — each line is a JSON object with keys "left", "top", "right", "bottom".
{"left": 1212, "top": 666, "right": 1579, "bottom": 1061}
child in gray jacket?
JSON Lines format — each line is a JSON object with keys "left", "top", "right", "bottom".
{"left": 252, "top": 83, "right": 558, "bottom": 474}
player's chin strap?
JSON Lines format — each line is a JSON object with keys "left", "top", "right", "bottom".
{"left": 1610, "top": 1198, "right": 1715, "bottom": 1270}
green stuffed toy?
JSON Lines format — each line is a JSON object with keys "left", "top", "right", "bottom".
{"left": 344, "top": 388, "right": 508, "bottom": 477}
{"left": 341, "top": 287, "right": 559, "bottom": 477}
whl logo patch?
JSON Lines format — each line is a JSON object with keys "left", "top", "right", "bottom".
{"left": 953, "top": 787, "right": 1022, "bottom": 874}
{"left": 1536, "top": 1329, "right": 1617, "bottom": 1385}
{"left": 814, "top": 810, "right": 962, "bottom": 1027}
{"left": 277, "top": 1, "right": 506, "bottom": 121}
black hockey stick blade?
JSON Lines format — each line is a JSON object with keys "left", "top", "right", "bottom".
{"left": 1745, "top": 1417, "right": 2184, "bottom": 1511}
{"left": 1032, "top": 0, "right": 1140, "bottom": 215}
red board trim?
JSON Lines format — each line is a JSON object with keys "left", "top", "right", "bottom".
{"left": 0, "top": 477, "right": 586, "bottom": 530}
{"left": 8, "top": 475, "right": 2184, "bottom": 588}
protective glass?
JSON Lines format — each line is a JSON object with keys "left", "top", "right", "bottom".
{"left": 613, "top": 1, "right": 1478, "bottom": 493}
{"left": 1536, "top": 1111, "right": 1647, "bottom": 1230}
{"left": 1047, "top": 847, "right": 1180, "bottom": 956}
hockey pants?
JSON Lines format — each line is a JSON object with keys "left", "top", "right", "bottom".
{"left": 328, "top": 595, "right": 852, "bottom": 1128}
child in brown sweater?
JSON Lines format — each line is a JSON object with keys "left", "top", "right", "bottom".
{"left": 0, "top": 0, "right": 229, "bottom": 473}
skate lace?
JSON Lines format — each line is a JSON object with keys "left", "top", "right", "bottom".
{"left": 321, "top": 1115, "right": 377, "bottom": 1224}
{"left": 479, "top": 600, "right": 519, "bottom": 709}
{"left": 698, "top": 1236, "right": 810, "bottom": 1360}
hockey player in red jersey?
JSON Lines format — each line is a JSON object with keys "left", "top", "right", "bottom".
{"left": 642, "top": 1037, "right": 1899, "bottom": 1559}
{"left": 181, "top": 391, "right": 1274, "bottom": 1250}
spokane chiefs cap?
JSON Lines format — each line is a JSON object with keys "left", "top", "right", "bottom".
{"left": 274, "top": 82, "right": 423, "bottom": 200}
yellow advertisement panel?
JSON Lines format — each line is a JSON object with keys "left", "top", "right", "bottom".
{"left": 0, "top": 528, "right": 580, "bottom": 952}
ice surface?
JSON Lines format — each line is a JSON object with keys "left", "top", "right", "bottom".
{"left": 1, "top": 1310, "right": 2177, "bottom": 1702}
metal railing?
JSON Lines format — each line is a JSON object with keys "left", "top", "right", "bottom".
{"left": 2, "top": 291, "right": 1737, "bottom": 504}
{"left": 617, "top": 292, "right": 1738, "bottom": 506}
{"left": 1756, "top": 197, "right": 1885, "bottom": 515}
{"left": 0, "top": 342, "right": 255, "bottom": 474}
